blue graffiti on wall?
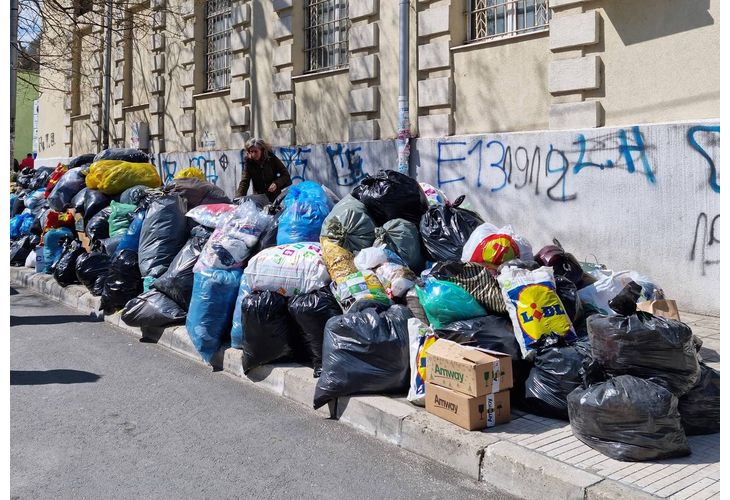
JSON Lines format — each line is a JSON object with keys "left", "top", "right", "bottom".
{"left": 162, "top": 160, "right": 178, "bottom": 183}
{"left": 277, "top": 146, "right": 312, "bottom": 182}
{"left": 188, "top": 155, "right": 219, "bottom": 185}
{"left": 326, "top": 143, "right": 365, "bottom": 186}
{"left": 687, "top": 125, "right": 720, "bottom": 193}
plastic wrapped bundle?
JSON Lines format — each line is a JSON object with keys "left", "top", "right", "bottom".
{"left": 230, "top": 276, "right": 252, "bottom": 349}
{"left": 185, "top": 203, "right": 236, "bottom": 228}
{"left": 567, "top": 375, "right": 691, "bottom": 462}
{"left": 138, "top": 194, "right": 188, "bottom": 278}
{"left": 43, "top": 227, "right": 75, "bottom": 273}
{"left": 195, "top": 200, "right": 272, "bottom": 272}
{"left": 288, "top": 287, "right": 343, "bottom": 376}
{"left": 151, "top": 225, "right": 212, "bottom": 310}
{"left": 320, "top": 194, "right": 376, "bottom": 253}
{"left": 522, "top": 334, "right": 591, "bottom": 420}
{"left": 100, "top": 249, "right": 143, "bottom": 314}
{"left": 276, "top": 181, "right": 332, "bottom": 245}
{"left": 351, "top": 170, "right": 428, "bottom": 226}
{"left": 462, "top": 222, "right": 533, "bottom": 269}
{"left": 186, "top": 268, "right": 242, "bottom": 363}
{"left": 415, "top": 277, "right": 487, "bottom": 329}
{"left": 244, "top": 242, "right": 330, "bottom": 296}
{"left": 678, "top": 363, "right": 720, "bottom": 435}
{"left": 52, "top": 240, "right": 87, "bottom": 287}
{"left": 419, "top": 195, "right": 484, "bottom": 262}
{"left": 241, "top": 290, "right": 296, "bottom": 373}
{"left": 75, "top": 243, "right": 112, "bottom": 295}
{"left": 373, "top": 218, "right": 425, "bottom": 272}
{"left": 498, "top": 266, "right": 577, "bottom": 357}
{"left": 587, "top": 312, "right": 700, "bottom": 396}
{"left": 121, "top": 290, "right": 187, "bottom": 328}
{"left": 47, "top": 166, "right": 86, "bottom": 212}
{"left": 314, "top": 305, "right": 412, "bottom": 409}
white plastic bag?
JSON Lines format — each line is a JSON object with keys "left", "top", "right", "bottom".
{"left": 375, "top": 262, "right": 415, "bottom": 298}
{"left": 418, "top": 182, "right": 449, "bottom": 207}
{"left": 25, "top": 250, "right": 36, "bottom": 268}
{"left": 185, "top": 203, "right": 236, "bottom": 228}
{"left": 498, "top": 265, "right": 576, "bottom": 357}
{"left": 353, "top": 245, "right": 390, "bottom": 271}
{"left": 245, "top": 242, "right": 330, "bottom": 296}
{"left": 407, "top": 317, "right": 438, "bottom": 406}
{"left": 195, "top": 200, "right": 272, "bottom": 271}
{"left": 462, "top": 222, "right": 533, "bottom": 268}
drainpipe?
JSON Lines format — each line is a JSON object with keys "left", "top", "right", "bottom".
{"left": 396, "top": 0, "right": 410, "bottom": 175}
{"left": 11, "top": 0, "right": 18, "bottom": 165}
{"left": 101, "top": 0, "right": 113, "bottom": 150}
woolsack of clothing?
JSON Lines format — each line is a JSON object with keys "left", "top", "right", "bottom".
{"left": 236, "top": 155, "right": 292, "bottom": 202}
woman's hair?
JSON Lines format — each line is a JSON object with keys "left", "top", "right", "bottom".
{"left": 245, "top": 137, "right": 273, "bottom": 161}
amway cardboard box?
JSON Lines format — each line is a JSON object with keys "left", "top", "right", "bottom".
{"left": 425, "top": 339, "right": 513, "bottom": 397}
{"left": 425, "top": 383, "right": 511, "bottom": 430}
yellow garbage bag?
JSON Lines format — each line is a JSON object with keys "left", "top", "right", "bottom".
{"left": 98, "top": 161, "right": 162, "bottom": 195}
{"left": 85, "top": 160, "right": 122, "bottom": 190}
{"left": 320, "top": 237, "right": 357, "bottom": 284}
{"left": 174, "top": 167, "right": 206, "bottom": 181}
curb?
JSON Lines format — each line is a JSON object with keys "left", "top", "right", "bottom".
{"left": 10, "top": 267, "right": 661, "bottom": 500}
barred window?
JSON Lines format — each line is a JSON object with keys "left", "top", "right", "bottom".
{"left": 206, "top": 0, "right": 231, "bottom": 91}
{"left": 468, "top": 0, "right": 550, "bottom": 42}
{"left": 304, "top": 0, "right": 349, "bottom": 73}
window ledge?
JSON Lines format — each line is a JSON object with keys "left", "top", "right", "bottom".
{"left": 70, "top": 114, "right": 91, "bottom": 120}
{"left": 451, "top": 27, "right": 549, "bottom": 52}
{"left": 193, "top": 88, "right": 230, "bottom": 99}
{"left": 122, "top": 103, "right": 148, "bottom": 112}
{"left": 292, "top": 67, "right": 349, "bottom": 82}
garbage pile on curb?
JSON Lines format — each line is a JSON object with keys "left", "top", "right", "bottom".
{"left": 10, "top": 151, "right": 720, "bottom": 463}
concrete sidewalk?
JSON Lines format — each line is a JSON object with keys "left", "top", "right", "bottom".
{"left": 9, "top": 267, "right": 720, "bottom": 500}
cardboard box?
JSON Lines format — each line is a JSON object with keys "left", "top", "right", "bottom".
{"left": 425, "top": 339, "right": 513, "bottom": 397}
{"left": 425, "top": 383, "right": 511, "bottom": 431}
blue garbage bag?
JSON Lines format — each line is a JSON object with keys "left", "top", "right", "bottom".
{"left": 230, "top": 274, "right": 252, "bottom": 349}
{"left": 277, "top": 181, "right": 332, "bottom": 245}
{"left": 186, "top": 268, "right": 242, "bottom": 363}
{"left": 19, "top": 214, "right": 35, "bottom": 236}
{"left": 10, "top": 214, "right": 33, "bottom": 239}
{"left": 43, "top": 227, "right": 75, "bottom": 273}
{"left": 115, "top": 209, "right": 146, "bottom": 256}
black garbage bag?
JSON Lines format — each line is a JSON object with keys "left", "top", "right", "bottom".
{"left": 138, "top": 194, "right": 188, "bottom": 278}
{"left": 52, "top": 240, "right": 87, "bottom": 287}
{"left": 555, "top": 275, "right": 583, "bottom": 325}
{"left": 119, "top": 185, "right": 150, "bottom": 205}
{"left": 100, "top": 249, "right": 143, "bottom": 314}
{"left": 535, "top": 242, "right": 596, "bottom": 289}
{"left": 351, "top": 170, "right": 428, "bottom": 226}
{"left": 436, "top": 315, "right": 521, "bottom": 360}
{"left": 678, "top": 363, "right": 720, "bottom": 435}
{"left": 313, "top": 305, "right": 412, "bottom": 410}
{"left": 430, "top": 261, "right": 506, "bottom": 314}
{"left": 587, "top": 310, "right": 700, "bottom": 397}
{"left": 29, "top": 216, "right": 43, "bottom": 236}
{"left": 71, "top": 187, "right": 88, "bottom": 214}
{"left": 93, "top": 147, "right": 149, "bottom": 163}
{"left": 11, "top": 194, "right": 25, "bottom": 217}
{"left": 152, "top": 225, "right": 212, "bottom": 310}
{"left": 99, "top": 234, "right": 124, "bottom": 256}
{"left": 567, "top": 375, "right": 691, "bottom": 462}
{"left": 419, "top": 195, "right": 484, "bottom": 261}
{"left": 522, "top": 334, "right": 591, "bottom": 420}
{"left": 83, "top": 189, "right": 112, "bottom": 224}
{"left": 48, "top": 166, "right": 86, "bottom": 212}
{"left": 75, "top": 242, "right": 112, "bottom": 295}
{"left": 241, "top": 291, "right": 297, "bottom": 373}
{"left": 68, "top": 153, "right": 96, "bottom": 169}
{"left": 10, "top": 236, "right": 34, "bottom": 266}
{"left": 85, "top": 206, "right": 111, "bottom": 241}
{"left": 121, "top": 289, "right": 187, "bottom": 328}
{"left": 288, "top": 287, "right": 343, "bottom": 377}
{"left": 163, "top": 177, "right": 231, "bottom": 209}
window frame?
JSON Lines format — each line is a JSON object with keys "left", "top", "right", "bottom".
{"left": 304, "top": 0, "right": 350, "bottom": 75}
{"left": 466, "top": 0, "right": 551, "bottom": 44}
{"left": 205, "top": 0, "right": 232, "bottom": 92}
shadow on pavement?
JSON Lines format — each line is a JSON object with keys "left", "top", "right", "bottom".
{"left": 10, "top": 369, "right": 101, "bottom": 385}
{"left": 10, "top": 314, "right": 102, "bottom": 326}
{"left": 10, "top": 287, "right": 19, "bottom": 295}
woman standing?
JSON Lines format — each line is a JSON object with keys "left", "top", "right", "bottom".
{"left": 235, "top": 138, "right": 292, "bottom": 202}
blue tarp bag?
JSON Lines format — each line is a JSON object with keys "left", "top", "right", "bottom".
{"left": 43, "top": 227, "right": 75, "bottom": 273}
{"left": 186, "top": 268, "right": 242, "bottom": 363}
{"left": 10, "top": 213, "right": 34, "bottom": 239}
{"left": 277, "top": 181, "right": 332, "bottom": 245}
{"left": 230, "top": 274, "right": 252, "bottom": 349}
{"left": 115, "top": 209, "right": 146, "bottom": 256}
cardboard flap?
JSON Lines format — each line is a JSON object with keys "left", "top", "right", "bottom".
{"left": 461, "top": 351, "right": 485, "bottom": 364}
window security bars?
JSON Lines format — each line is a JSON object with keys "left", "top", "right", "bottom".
{"left": 206, "top": 0, "right": 231, "bottom": 91}
{"left": 468, "top": 0, "right": 550, "bottom": 42}
{"left": 304, "top": 0, "right": 349, "bottom": 73}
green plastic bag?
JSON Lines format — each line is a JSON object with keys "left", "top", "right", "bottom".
{"left": 108, "top": 201, "right": 137, "bottom": 237}
{"left": 374, "top": 218, "right": 426, "bottom": 272}
{"left": 415, "top": 277, "right": 487, "bottom": 329}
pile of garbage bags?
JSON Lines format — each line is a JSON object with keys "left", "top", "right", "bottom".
{"left": 11, "top": 162, "right": 718, "bottom": 461}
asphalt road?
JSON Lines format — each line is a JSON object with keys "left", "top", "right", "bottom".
{"left": 10, "top": 286, "right": 517, "bottom": 500}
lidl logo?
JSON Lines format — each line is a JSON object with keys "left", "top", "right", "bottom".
{"left": 472, "top": 233, "right": 519, "bottom": 267}
{"left": 415, "top": 334, "right": 437, "bottom": 393}
{"left": 515, "top": 283, "right": 572, "bottom": 340}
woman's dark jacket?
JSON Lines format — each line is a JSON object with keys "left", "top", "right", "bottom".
{"left": 235, "top": 154, "right": 292, "bottom": 202}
